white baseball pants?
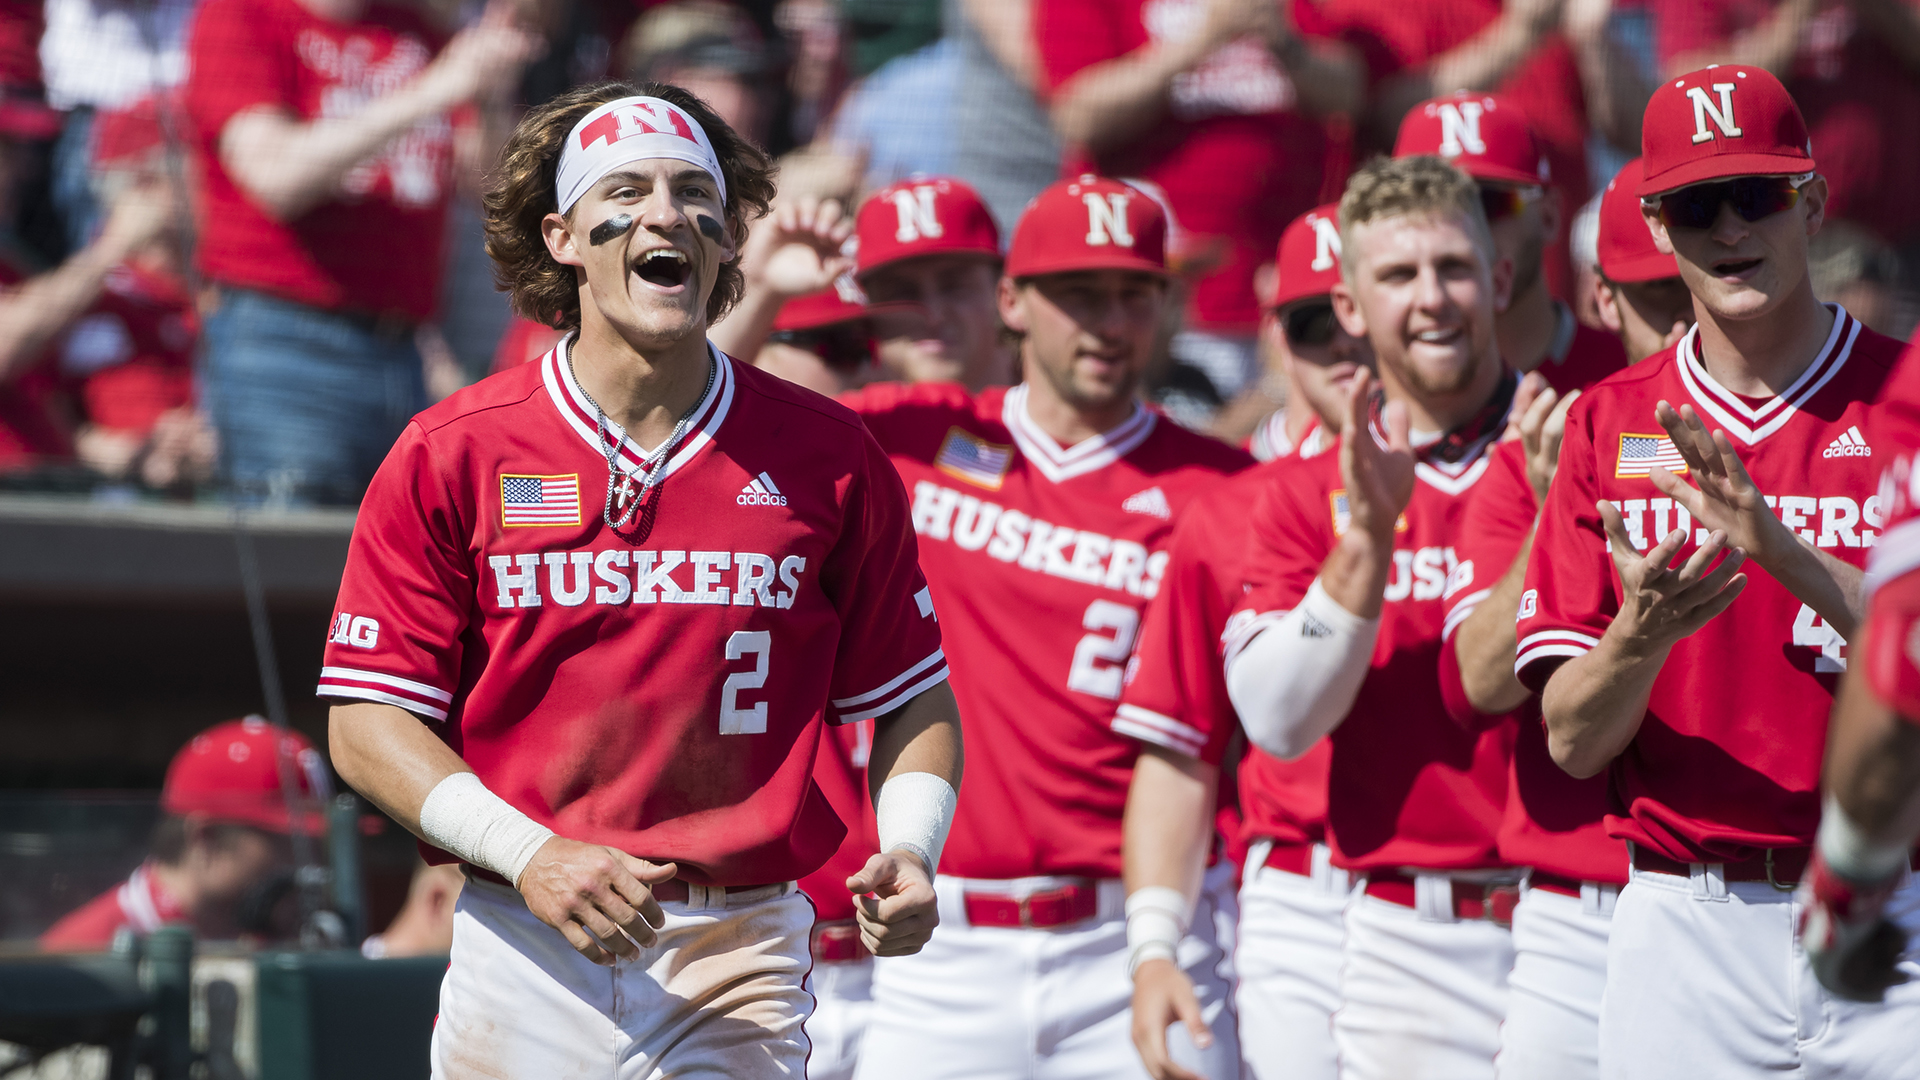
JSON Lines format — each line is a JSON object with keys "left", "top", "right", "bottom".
{"left": 1237, "top": 840, "right": 1355, "bottom": 1080}
{"left": 1599, "top": 861, "right": 1920, "bottom": 1079}
{"left": 853, "top": 864, "right": 1240, "bottom": 1080}
{"left": 1334, "top": 882, "right": 1515, "bottom": 1080}
{"left": 803, "top": 956, "right": 872, "bottom": 1080}
{"left": 432, "top": 875, "right": 813, "bottom": 1080}
{"left": 1494, "top": 880, "right": 1614, "bottom": 1080}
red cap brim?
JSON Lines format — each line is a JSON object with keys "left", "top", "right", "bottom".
{"left": 1635, "top": 151, "right": 1816, "bottom": 196}
{"left": 1006, "top": 251, "right": 1168, "bottom": 279}
{"left": 1453, "top": 160, "right": 1548, "bottom": 187}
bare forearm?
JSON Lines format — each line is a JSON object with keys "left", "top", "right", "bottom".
{"left": 1457, "top": 530, "right": 1536, "bottom": 714}
{"left": 869, "top": 681, "right": 965, "bottom": 798}
{"left": 1428, "top": 9, "right": 1561, "bottom": 95}
{"left": 1826, "top": 666, "right": 1920, "bottom": 842}
{"left": 1122, "top": 748, "right": 1217, "bottom": 899}
{"left": 1666, "top": 0, "right": 1816, "bottom": 77}
{"left": 1049, "top": 39, "right": 1212, "bottom": 150}
{"left": 222, "top": 86, "right": 448, "bottom": 221}
{"left": 707, "top": 284, "right": 786, "bottom": 362}
{"left": 1541, "top": 633, "right": 1668, "bottom": 777}
{"left": 329, "top": 701, "right": 472, "bottom": 835}
{"left": 0, "top": 245, "right": 122, "bottom": 378}
{"left": 1761, "top": 535, "right": 1864, "bottom": 640}
{"left": 1321, "top": 532, "right": 1391, "bottom": 618}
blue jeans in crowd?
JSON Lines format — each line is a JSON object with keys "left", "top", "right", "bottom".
{"left": 200, "top": 288, "right": 426, "bottom": 506}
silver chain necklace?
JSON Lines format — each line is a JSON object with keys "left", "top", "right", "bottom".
{"left": 567, "top": 339, "right": 717, "bottom": 529}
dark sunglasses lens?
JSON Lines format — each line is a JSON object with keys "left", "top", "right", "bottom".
{"left": 1284, "top": 304, "right": 1336, "bottom": 346}
{"left": 1729, "top": 177, "right": 1799, "bottom": 222}
{"left": 1661, "top": 178, "right": 1799, "bottom": 228}
{"left": 772, "top": 327, "right": 870, "bottom": 369}
{"left": 1479, "top": 188, "right": 1522, "bottom": 222}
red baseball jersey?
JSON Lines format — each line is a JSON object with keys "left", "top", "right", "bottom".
{"left": 797, "top": 719, "right": 876, "bottom": 923}
{"left": 845, "top": 381, "right": 1251, "bottom": 879}
{"left": 1119, "top": 435, "right": 1335, "bottom": 853}
{"left": 318, "top": 344, "right": 946, "bottom": 887}
{"left": 1533, "top": 305, "right": 1628, "bottom": 397}
{"left": 1517, "top": 310, "right": 1901, "bottom": 862}
{"left": 1229, "top": 425, "right": 1515, "bottom": 873}
{"left": 1863, "top": 341, "right": 1920, "bottom": 719}
{"left": 1440, "top": 439, "right": 1627, "bottom": 884}
{"left": 40, "top": 863, "right": 184, "bottom": 952}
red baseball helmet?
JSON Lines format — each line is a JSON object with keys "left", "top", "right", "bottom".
{"left": 1270, "top": 203, "right": 1345, "bottom": 309}
{"left": 1005, "top": 175, "right": 1168, "bottom": 279}
{"left": 1636, "top": 65, "right": 1813, "bottom": 196}
{"left": 854, "top": 175, "right": 1001, "bottom": 279}
{"left": 1597, "top": 158, "right": 1679, "bottom": 283}
{"left": 161, "top": 717, "right": 330, "bottom": 833}
{"left": 1394, "top": 92, "right": 1549, "bottom": 187}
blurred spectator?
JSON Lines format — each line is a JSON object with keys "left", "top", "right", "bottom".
{"left": 752, "top": 281, "right": 884, "bottom": 395}
{"left": 1808, "top": 218, "right": 1904, "bottom": 337}
{"left": 40, "top": 717, "right": 326, "bottom": 950}
{"left": 1655, "top": 0, "right": 1920, "bottom": 251}
{"left": 944, "top": 0, "right": 1061, "bottom": 234}
{"left": 1036, "top": 0, "right": 1365, "bottom": 407}
{"left": 183, "top": 0, "right": 539, "bottom": 504}
{"left": 776, "top": 0, "right": 849, "bottom": 144}
{"left": 1589, "top": 154, "right": 1691, "bottom": 362}
{"left": 829, "top": 29, "right": 959, "bottom": 187}
{"left": 1330, "top": 0, "right": 1654, "bottom": 295}
{"left": 39, "top": 0, "right": 196, "bottom": 251}
{"left": 360, "top": 861, "right": 462, "bottom": 958}
{"left": 622, "top": 1, "right": 775, "bottom": 147}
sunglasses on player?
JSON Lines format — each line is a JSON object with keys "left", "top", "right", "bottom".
{"left": 767, "top": 324, "right": 873, "bottom": 370}
{"left": 1281, "top": 301, "right": 1337, "bottom": 347}
{"left": 1648, "top": 174, "right": 1812, "bottom": 231}
{"left": 1478, "top": 184, "right": 1544, "bottom": 224}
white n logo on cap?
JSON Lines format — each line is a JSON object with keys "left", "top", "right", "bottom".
{"left": 1309, "top": 214, "right": 1341, "bottom": 272}
{"left": 1437, "top": 102, "right": 1487, "bottom": 157}
{"left": 1083, "top": 193, "right": 1135, "bottom": 248}
{"left": 1688, "top": 83, "right": 1743, "bottom": 144}
{"left": 892, "top": 186, "right": 944, "bottom": 243}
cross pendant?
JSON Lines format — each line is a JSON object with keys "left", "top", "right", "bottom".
{"left": 614, "top": 475, "right": 638, "bottom": 510}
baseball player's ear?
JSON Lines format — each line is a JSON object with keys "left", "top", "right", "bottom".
{"left": 1643, "top": 205, "right": 1676, "bottom": 256}
{"left": 1331, "top": 281, "right": 1366, "bottom": 339}
{"left": 1490, "top": 255, "right": 1515, "bottom": 314}
{"left": 996, "top": 276, "right": 1028, "bottom": 334}
{"left": 1800, "top": 175, "right": 1829, "bottom": 237}
{"left": 544, "top": 211, "right": 585, "bottom": 268}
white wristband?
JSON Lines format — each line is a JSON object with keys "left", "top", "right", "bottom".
{"left": 1818, "top": 794, "right": 1911, "bottom": 882}
{"left": 1125, "top": 886, "right": 1189, "bottom": 979}
{"left": 875, "top": 771, "right": 958, "bottom": 878}
{"left": 418, "top": 772, "right": 555, "bottom": 886}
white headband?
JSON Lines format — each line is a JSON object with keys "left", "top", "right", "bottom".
{"left": 555, "top": 96, "right": 727, "bottom": 214}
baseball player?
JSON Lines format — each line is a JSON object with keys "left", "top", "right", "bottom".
{"left": 320, "top": 82, "right": 964, "bottom": 1079}
{"left": 1517, "top": 67, "right": 1911, "bottom": 1077}
{"left": 853, "top": 176, "right": 1013, "bottom": 390}
{"left": 1118, "top": 204, "right": 1371, "bottom": 1080}
{"left": 1589, "top": 159, "right": 1695, "bottom": 365}
{"left": 1804, "top": 340, "right": 1920, "bottom": 1004}
{"left": 845, "top": 175, "right": 1251, "bottom": 1080}
{"left": 1438, "top": 156, "right": 1686, "bottom": 1079}
{"left": 1225, "top": 155, "right": 1521, "bottom": 1079}
{"left": 1395, "top": 92, "right": 1627, "bottom": 394}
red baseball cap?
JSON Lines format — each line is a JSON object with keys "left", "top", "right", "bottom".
{"left": 1270, "top": 203, "right": 1344, "bottom": 309}
{"left": 161, "top": 717, "right": 330, "bottom": 833}
{"left": 854, "top": 175, "right": 1001, "bottom": 279}
{"left": 1005, "top": 175, "right": 1169, "bottom": 279}
{"left": 1394, "top": 93, "right": 1549, "bottom": 187}
{"left": 1597, "top": 158, "right": 1678, "bottom": 283}
{"left": 1637, "top": 65, "right": 1814, "bottom": 196}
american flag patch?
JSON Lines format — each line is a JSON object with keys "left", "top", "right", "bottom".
{"left": 1330, "top": 490, "right": 1351, "bottom": 535}
{"left": 1615, "top": 433, "right": 1689, "bottom": 478}
{"left": 934, "top": 427, "right": 1013, "bottom": 490}
{"left": 500, "top": 474, "right": 582, "bottom": 527}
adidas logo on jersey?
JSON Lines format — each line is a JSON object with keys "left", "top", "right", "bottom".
{"left": 1823, "top": 426, "right": 1872, "bottom": 459}
{"left": 738, "top": 471, "right": 788, "bottom": 506}
{"left": 1122, "top": 487, "right": 1171, "bottom": 519}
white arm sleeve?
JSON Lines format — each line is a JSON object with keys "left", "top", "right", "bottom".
{"left": 417, "top": 772, "right": 554, "bottom": 886}
{"left": 1225, "top": 578, "right": 1380, "bottom": 761}
{"left": 876, "top": 771, "right": 958, "bottom": 877}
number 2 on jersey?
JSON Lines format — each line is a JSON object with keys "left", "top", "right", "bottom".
{"left": 1068, "top": 600, "right": 1140, "bottom": 700}
{"left": 721, "top": 630, "right": 771, "bottom": 733}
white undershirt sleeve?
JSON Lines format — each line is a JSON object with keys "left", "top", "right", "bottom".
{"left": 1225, "top": 578, "right": 1380, "bottom": 761}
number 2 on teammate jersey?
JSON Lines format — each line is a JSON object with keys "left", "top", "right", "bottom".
{"left": 1068, "top": 599, "right": 1140, "bottom": 699}
{"left": 721, "top": 631, "right": 771, "bottom": 733}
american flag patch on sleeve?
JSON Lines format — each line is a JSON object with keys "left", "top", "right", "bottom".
{"left": 934, "top": 427, "right": 1013, "bottom": 490}
{"left": 1614, "top": 433, "right": 1689, "bottom": 478}
{"left": 501, "top": 474, "right": 582, "bottom": 527}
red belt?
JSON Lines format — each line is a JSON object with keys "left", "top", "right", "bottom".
{"left": 1264, "top": 840, "right": 1316, "bottom": 877}
{"left": 811, "top": 920, "right": 870, "bottom": 963}
{"left": 1365, "top": 869, "right": 1521, "bottom": 926}
{"left": 963, "top": 882, "right": 1100, "bottom": 929}
{"left": 1631, "top": 846, "right": 1812, "bottom": 888}
{"left": 1529, "top": 870, "right": 1593, "bottom": 898}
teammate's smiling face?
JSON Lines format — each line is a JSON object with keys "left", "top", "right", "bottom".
{"left": 1645, "top": 174, "right": 1826, "bottom": 325}
{"left": 1335, "top": 211, "right": 1509, "bottom": 403}
{"left": 1000, "top": 268, "right": 1165, "bottom": 416}
{"left": 862, "top": 253, "right": 1006, "bottom": 389}
{"left": 543, "top": 158, "right": 735, "bottom": 349}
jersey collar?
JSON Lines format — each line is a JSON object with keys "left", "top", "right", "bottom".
{"left": 541, "top": 334, "right": 734, "bottom": 482}
{"left": 1250, "top": 410, "right": 1295, "bottom": 462}
{"left": 1002, "top": 383, "right": 1156, "bottom": 483}
{"left": 1674, "top": 304, "right": 1859, "bottom": 447}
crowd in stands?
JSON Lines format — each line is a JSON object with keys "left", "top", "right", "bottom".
{"left": 0, "top": 0, "right": 1915, "bottom": 503}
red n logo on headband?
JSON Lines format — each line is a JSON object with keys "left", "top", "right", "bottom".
{"left": 577, "top": 101, "right": 697, "bottom": 151}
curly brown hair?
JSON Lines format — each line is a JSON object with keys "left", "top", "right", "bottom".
{"left": 483, "top": 81, "right": 776, "bottom": 330}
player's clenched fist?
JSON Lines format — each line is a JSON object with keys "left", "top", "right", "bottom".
{"left": 516, "top": 837, "right": 675, "bottom": 966}
{"left": 848, "top": 850, "right": 939, "bottom": 956}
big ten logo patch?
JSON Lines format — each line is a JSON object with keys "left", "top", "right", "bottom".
{"left": 329, "top": 613, "right": 380, "bottom": 648}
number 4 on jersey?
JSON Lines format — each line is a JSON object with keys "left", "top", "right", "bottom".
{"left": 1792, "top": 604, "right": 1846, "bottom": 673}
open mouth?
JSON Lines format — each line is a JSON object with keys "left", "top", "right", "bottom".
{"left": 1412, "top": 327, "right": 1463, "bottom": 347}
{"left": 1713, "top": 257, "right": 1762, "bottom": 278}
{"left": 634, "top": 248, "right": 690, "bottom": 289}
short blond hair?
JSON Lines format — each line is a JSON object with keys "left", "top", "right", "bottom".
{"left": 1338, "top": 156, "right": 1495, "bottom": 281}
